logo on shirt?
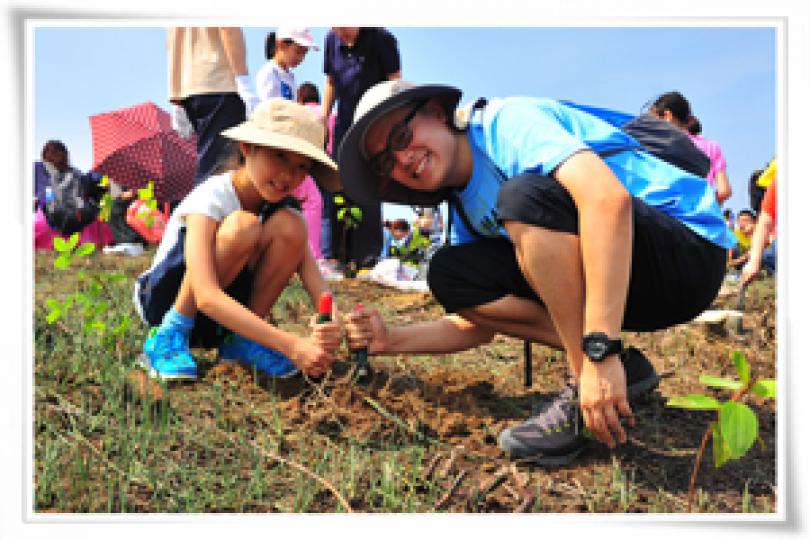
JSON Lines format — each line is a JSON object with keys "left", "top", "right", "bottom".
{"left": 478, "top": 209, "right": 502, "bottom": 236}
{"left": 280, "top": 82, "right": 293, "bottom": 100}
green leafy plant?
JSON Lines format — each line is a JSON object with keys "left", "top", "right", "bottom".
{"left": 667, "top": 350, "right": 776, "bottom": 512}
{"left": 97, "top": 175, "right": 113, "bottom": 222}
{"left": 333, "top": 194, "right": 363, "bottom": 270}
{"left": 136, "top": 180, "right": 159, "bottom": 228}
{"left": 46, "top": 234, "right": 131, "bottom": 345}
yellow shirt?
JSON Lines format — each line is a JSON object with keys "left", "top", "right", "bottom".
{"left": 756, "top": 158, "right": 776, "bottom": 189}
{"left": 734, "top": 228, "right": 752, "bottom": 251}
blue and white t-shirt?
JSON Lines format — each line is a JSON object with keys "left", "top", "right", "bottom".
{"left": 451, "top": 97, "right": 735, "bottom": 250}
{"left": 256, "top": 60, "right": 296, "bottom": 101}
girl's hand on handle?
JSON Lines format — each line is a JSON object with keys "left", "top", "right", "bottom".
{"left": 290, "top": 335, "right": 335, "bottom": 378}
{"left": 344, "top": 306, "right": 388, "bottom": 355}
{"left": 309, "top": 313, "right": 343, "bottom": 356}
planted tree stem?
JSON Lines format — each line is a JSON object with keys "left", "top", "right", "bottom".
{"left": 687, "top": 422, "right": 713, "bottom": 512}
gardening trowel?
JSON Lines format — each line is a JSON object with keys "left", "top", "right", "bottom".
{"left": 351, "top": 303, "right": 373, "bottom": 386}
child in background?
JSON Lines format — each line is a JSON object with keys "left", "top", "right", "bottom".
{"left": 728, "top": 209, "right": 756, "bottom": 271}
{"left": 256, "top": 27, "right": 318, "bottom": 101}
{"left": 133, "top": 99, "right": 342, "bottom": 381}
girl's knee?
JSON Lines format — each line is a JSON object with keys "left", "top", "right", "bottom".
{"left": 262, "top": 208, "right": 307, "bottom": 248}
{"left": 218, "top": 210, "right": 262, "bottom": 251}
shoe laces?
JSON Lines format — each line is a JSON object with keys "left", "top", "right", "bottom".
{"left": 155, "top": 328, "right": 188, "bottom": 355}
{"left": 530, "top": 379, "right": 580, "bottom": 434}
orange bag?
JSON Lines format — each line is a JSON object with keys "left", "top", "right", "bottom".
{"left": 126, "top": 200, "right": 169, "bottom": 244}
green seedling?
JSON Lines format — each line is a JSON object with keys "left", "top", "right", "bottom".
{"left": 333, "top": 194, "right": 363, "bottom": 270}
{"left": 97, "top": 175, "right": 113, "bottom": 222}
{"left": 46, "top": 235, "right": 131, "bottom": 345}
{"left": 666, "top": 350, "right": 776, "bottom": 512}
{"left": 136, "top": 180, "right": 159, "bottom": 228}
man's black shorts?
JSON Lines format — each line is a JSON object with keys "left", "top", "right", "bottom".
{"left": 427, "top": 173, "right": 726, "bottom": 332}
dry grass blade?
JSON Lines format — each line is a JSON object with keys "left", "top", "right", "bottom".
{"left": 211, "top": 423, "right": 353, "bottom": 513}
{"left": 362, "top": 396, "right": 442, "bottom": 445}
{"left": 434, "top": 469, "right": 467, "bottom": 510}
{"left": 437, "top": 446, "right": 462, "bottom": 479}
{"left": 422, "top": 452, "right": 443, "bottom": 482}
{"left": 477, "top": 465, "right": 510, "bottom": 496}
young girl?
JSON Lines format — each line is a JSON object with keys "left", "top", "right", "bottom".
{"left": 133, "top": 98, "right": 342, "bottom": 381}
{"left": 255, "top": 27, "right": 318, "bottom": 102}
{"left": 340, "top": 80, "right": 734, "bottom": 464}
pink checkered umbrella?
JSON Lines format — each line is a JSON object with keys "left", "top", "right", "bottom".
{"left": 90, "top": 101, "right": 196, "bottom": 202}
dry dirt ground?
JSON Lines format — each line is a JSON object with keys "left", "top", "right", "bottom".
{"left": 34, "top": 251, "right": 777, "bottom": 513}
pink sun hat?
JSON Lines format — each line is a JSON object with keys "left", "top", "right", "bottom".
{"left": 277, "top": 27, "right": 319, "bottom": 50}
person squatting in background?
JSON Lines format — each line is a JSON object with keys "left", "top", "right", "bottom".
{"left": 340, "top": 80, "right": 734, "bottom": 465}
{"left": 33, "top": 140, "right": 113, "bottom": 250}
{"left": 727, "top": 208, "right": 756, "bottom": 272}
{"left": 133, "top": 99, "right": 342, "bottom": 381}
{"left": 649, "top": 91, "right": 732, "bottom": 205}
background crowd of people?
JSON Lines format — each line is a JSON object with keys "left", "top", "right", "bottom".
{"left": 34, "top": 26, "right": 777, "bottom": 291}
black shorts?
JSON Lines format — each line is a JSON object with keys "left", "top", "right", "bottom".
{"left": 428, "top": 173, "right": 726, "bottom": 332}
{"left": 136, "top": 227, "right": 254, "bottom": 349}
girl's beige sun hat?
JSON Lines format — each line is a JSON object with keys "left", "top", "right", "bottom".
{"left": 222, "top": 98, "right": 341, "bottom": 192}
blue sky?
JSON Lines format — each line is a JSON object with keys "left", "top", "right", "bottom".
{"left": 32, "top": 25, "right": 777, "bottom": 218}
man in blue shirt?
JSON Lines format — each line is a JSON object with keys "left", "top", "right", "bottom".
{"left": 338, "top": 80, "right": 733, "bottom": 465}
{"left": 321, "top": 27, "right": 401, "bottom": 267}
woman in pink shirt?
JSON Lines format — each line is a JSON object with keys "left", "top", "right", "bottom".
{"left": 650, "top": 92, "right": 732, "bottom": 205}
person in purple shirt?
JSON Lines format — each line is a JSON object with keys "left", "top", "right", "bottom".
{"left": 320, "top": 27, "right": 401, "bottom": 268}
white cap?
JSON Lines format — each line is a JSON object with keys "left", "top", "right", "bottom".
{"left": 277, "top": 27, "right": 319, "bottom": 50}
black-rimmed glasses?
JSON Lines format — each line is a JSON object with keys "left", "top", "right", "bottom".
{"left": 367, "top": 100, "right": 426, "bottom": 179}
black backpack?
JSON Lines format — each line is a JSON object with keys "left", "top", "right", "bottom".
{"left": 43, "top": 169, "right": 102, "bottom": 236}
{"left": 619, "top": 113, "right": 710, "bottom": 178}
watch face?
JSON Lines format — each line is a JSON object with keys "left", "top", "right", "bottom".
{"left": 587, "top": 340, "right": 609, "bottom": 360}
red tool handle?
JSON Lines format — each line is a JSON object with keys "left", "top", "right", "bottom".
{"left": 317, "top": 291, "right": 333, "bottom": 323}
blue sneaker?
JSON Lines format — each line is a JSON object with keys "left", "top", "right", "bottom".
{"left": 217, "top": 334, "right": 300, "bottom": 378}
{"left": 138, "top": 326, "right": 197, "bottom": 380}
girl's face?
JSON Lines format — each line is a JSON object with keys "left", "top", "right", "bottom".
{"left": 363, "top": 98, "right": 459, "bottom": 194}
{"left": 244, "top": 144, "right": 312, "bottom": 203}
{"left": 278, "top": 41, "right": 309, "bottom": 69}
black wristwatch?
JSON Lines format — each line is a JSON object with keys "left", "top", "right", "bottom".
{"left": 582, "top": 332, "right": 623, "bottom": 362}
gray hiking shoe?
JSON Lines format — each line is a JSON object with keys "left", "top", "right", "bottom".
{"left": 623, "top": 346, "right": 660, "bottom": 399}
{"left": 498, "top": 377, "right": 585, "bottom": 465}
{"left": 498, "top": 347, "right": 660, "bottom": 465}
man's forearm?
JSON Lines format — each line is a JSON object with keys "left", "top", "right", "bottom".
{"left": 382, "top": 315, "right": 493, "bottom": 355}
